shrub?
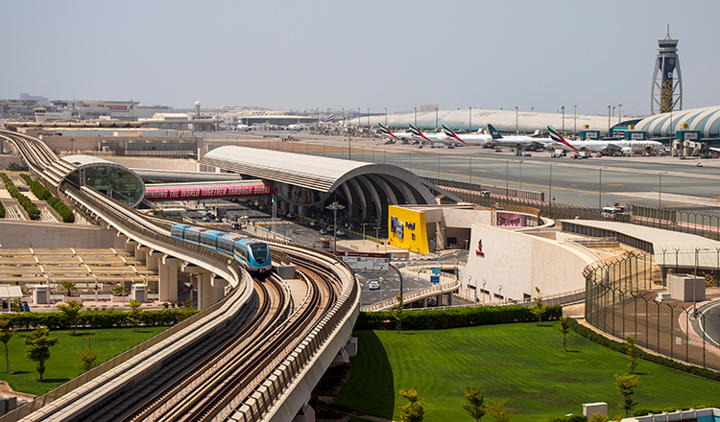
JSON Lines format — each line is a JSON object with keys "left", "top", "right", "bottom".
{"left": 568, "top": 318, "right": 720, "bottom": 382}
{"left": 356, "top": 305, "right": 562, "bottom": 330}
{"left": 0, "top": 200, "right": 4, "bottom": 218}
{"left": 0, "top": 308, "right": 199, "bottom": 331}
{"left": 20, "top": 174, "right": 74, "bottom": 223}
{"left": 0, "top": 173, "right": 40, "bottom": 220}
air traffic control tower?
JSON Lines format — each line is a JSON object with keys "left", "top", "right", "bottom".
{"left": 651, "top": 25, "right": 683, "bottom": 114}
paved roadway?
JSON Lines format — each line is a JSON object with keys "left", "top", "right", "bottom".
{"left": 205, "top": 131, "right": 720, "bottom": 213}
{"left": 695, "top": 300, "right": 720, "bottom": 348}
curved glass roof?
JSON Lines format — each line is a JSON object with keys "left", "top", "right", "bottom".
{"left": 61, "top": 155, "right": 145, "bottom": 207}
{"left": 634, "top": 106, "right": 720, "bottom": 137}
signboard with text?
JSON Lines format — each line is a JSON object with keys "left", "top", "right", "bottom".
{"left": 336, "top": 251, "right": 390, "bottom": 272}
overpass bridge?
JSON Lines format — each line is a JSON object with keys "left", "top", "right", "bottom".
{"left": 0, "top": 129, "right": 359, "bottom": 422}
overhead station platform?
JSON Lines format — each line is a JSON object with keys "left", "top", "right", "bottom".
{"left": 199, "top": 145, "right": 457, "bottom": 225}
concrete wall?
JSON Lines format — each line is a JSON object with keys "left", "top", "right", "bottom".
{"left": 0, "top": 221, "right": 125, "bottom": 248}
{"left": 462, "top": 224, "right": 596, "bottom": 301}
{"left": 442, "top": 208, "right": 491, "bottom": 227}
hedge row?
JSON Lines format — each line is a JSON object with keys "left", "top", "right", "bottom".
{"left": 0, "top": 308, "right": 199, "bottom": 331}
{"left": 20, "top": 174, "right": 74, "bottom": 223}
{"left": 0, "top": 199, "right": 4, "bottom": 218}
{"left": 0, "top": 172, "right": 39, "bottom": 219}
{"left": 568, "top": 318, "right": 720, "bottom": 382}
{"left": 355, "top": 305, "right": 562, "bottom": 330}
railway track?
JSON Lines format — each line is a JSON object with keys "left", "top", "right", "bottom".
{"left": 0, "top": 129, "right": 359, "bottom": 422}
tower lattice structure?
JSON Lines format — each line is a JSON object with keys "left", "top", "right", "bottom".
{"left": 651, "top": 25, "right": 682, "bottom": 114}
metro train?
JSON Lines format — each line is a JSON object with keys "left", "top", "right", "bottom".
{"left": 170, "top": 224, "right": 272, "bottom": 274}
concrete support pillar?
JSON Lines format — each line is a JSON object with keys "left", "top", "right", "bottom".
{"left": 146, "top": 250, "right": 158, "bottom": 273}
{"left": 447, "top": 293, "right": 452, "bottom": 306}
{"left": 197, "top": 272, "right": 215, "bottom": 309}
{"left": 210, "top": 275, "right": 226, "bottom": 303}
{"left": 135, "top": 245, "right": 149, "bottom": 265}
{"left": 292, "top": 402, "right": 315, "bottom": 422}
{"left": 158, "top": 256, "right": 182, "bottom": 302}
{"left": 125, "top": 240, "right": 138, "bottom": 254}
{"left": 435, "top": 222, "right": 446, "bottom": 250}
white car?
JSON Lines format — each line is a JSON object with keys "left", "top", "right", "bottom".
{"left": 367, "top": 280, "right": 380, "bottom": 290}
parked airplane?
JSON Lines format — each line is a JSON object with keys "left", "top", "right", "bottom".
{"left": 441, "top": 124, "right": 492, "bottom": 146}
{"left": 408, "top": 124, "right": 449, "bottom": 146}
{"left": 377, "top": 123, "right": 415, "bottom": 143}
{"left": 320, "top": 114, "right": 335, "bottom": 125}
{"left": 547, "top": 125, "right": 666, "bottom": 155}
{"left": 487, "top": 124, "right": 553, "bottom": 150}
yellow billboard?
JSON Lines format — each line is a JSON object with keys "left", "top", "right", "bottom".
{"left": 388, "top": 205, "right": 429, "bottom": 255}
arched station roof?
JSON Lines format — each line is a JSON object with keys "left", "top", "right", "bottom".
{"left": 634, "top": 105, "right": 720, "bottom": 138}
{"left": 199, "top": 146, "right": 446, "bottom": 224}
{"left": 44, "top": 154, "right": 146, "bottom": 208}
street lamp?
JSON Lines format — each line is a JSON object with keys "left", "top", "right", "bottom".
{"left": 326, "top": 201, "right": 345, "bottom": 254}
{"left": 469, "top": 106, "right": 472, "bottom": 131}
{"left": 618, "top": 104, "right": 623, "bottom": 124}
{"left": 607, "top": 105, "right": 611, "bottom": 135}
{"left": 414, "top": 107, "right": 417, "bottom": 126}
{"left": 573, "top": 104, "right": 577, "bottom": 134}
{"left": 514, "top": 106, "right": 519, "bottom": 134}
{"left": 435, "top": 106, "right": 439, "bottom": 129}
{"left": 482, "top": 280, "right": 487, "bottom": 304}
{"left": 367, "top": 107, "right": 370, "bottom": 127}
{"left": 561, "top": 105, "right": 565, "bottom": 133}
{"left": 384, "top": 107, "right": 388, "bottom": 126}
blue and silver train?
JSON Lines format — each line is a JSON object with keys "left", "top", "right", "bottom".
{"left": 170, "top": 224, "right": 272, "bottom": 274}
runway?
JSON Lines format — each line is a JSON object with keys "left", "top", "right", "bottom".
{"left": 204, "top": 132, "right": 720, "bottom": 213}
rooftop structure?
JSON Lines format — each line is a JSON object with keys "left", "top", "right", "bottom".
{"left": 199, "top": 146, "right": 449, "bottom": 225}
{"left": 633, "top": 105, "right": 720, "bottom": 138}
{"left": 651, "top": 26, "right": 682, "bottom": 114}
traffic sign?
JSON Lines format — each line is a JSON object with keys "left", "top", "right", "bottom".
{"left": 430, "top": 275, "right": 440, "bottom": 284}
{"left": 431, "top": 267, "right": 441, "bottom": 275}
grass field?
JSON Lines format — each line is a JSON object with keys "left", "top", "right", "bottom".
{"left": 335, "top": 322, "right": 720, "bottom": 421}
{"left": 0, "top": 327, "right": 166, "bottom": 395}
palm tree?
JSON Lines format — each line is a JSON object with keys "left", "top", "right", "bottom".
{"left": 61, "top": 282, "right": 77, "bottom": 297}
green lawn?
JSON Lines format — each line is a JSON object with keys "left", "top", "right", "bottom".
{"left": 335, "top": 323, "right": 720, "bottom": 421}
{"left": 0, "top": 327, "right": 166, "bottom": 395}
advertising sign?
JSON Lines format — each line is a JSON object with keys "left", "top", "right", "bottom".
{"left": 336, "top": 251, "right": 390, "bottom": 272}
{"left": 388, "top": 206, "right": 429, "bottom": 255}
{"left": 496, "top": 212, "right": 526, "bottom": 227}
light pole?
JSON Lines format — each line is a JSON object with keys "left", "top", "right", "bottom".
{"left": 435, "top": 106, "right": 439, "bottom": 129}
{"left": 482, "top": 280, "right": 487, "bottom": 303}
{"left": 505, "top": 159, "right": 509, "bottom": 198}
{"left": 469, "top": 106, "right": 472, "bottom": 131}
{"left": 361, "top": 222, "right": 368, "bottom": 240}
{"left": 358, "top": 108, "right": 361, "bottom": 128}
{"left": 618, "top": 104, "right": 623, "bottom": 124}
{"left": 519, "top": 159, "right": 523, "bottom": 192}
{"left": 414, "top": 107, "right": 417, "bottom": 126}
{"left": 598, "top": 168, "right": 603, "bottom": 209}
{"left": 573, "top": 104, "right": 577, "bottom": 134}
{"left": 548, "top": 163, "right": 553, "bottom": 208}
{"left": 514, "top": 106, "right": 519, "bottom": 134}
{"left": 498, "top": 285, "right": 503, "bottom": 304}
{"left": 612, "top": 105, "right": 616, "bottom": 131}
{"left": 326, "top": 201, "right": 345, "bottom": 254}
{"left": 367, "top": 107, "right": 370, "bottom": 127}
{"left": 561, "top": 105, "right": 565, "bottom": 133}
{"left": 384, "top": 107, "right": 388, "bottom": 126}
{"left": 607, "top": 105, "right": 611, "bottom": 135}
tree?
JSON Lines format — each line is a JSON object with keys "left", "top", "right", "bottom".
{"left": 485, "top": 399, "right": 512, "bottom": 422}
{"left": 77, "top": 335, "right": 99, "bottom": 372}
{"left": 0, "top": 319, "right": 14, "bottom": 373}
{"left": 588, "top": 413, "right": 609, "bottom": 422}
{"left": 615, "top": 373, "right": 640, "bottom": 417}
{"left": 463, "top": 386, "right": 486, "bottom": 421}
{"left": 399, "top": 388, "right": 425, "bottom": 422}
{"left": 128, "top": 299, "right": 142, "bottom": 332}
{"left": 391, "top": 296, "right": 407, "bottom": 333}
{"left": 24, "top": 327, "right": 59, "bottom": 381}
{"left": 57, "top": 301, "right": 83, "bottom": 335}
{"left": 112, "top": 284, "right": 125, "bottom": 296}
{"left": 558, "top": 316, "right": 571, "bottom": 352}
{"left": 624, "top": 337, "right": 638, "bottom": 374}
{"left": 61, "top": 282, "right": 77, "bottom": 297}
{"left": 530, "top": 287, "right": 546, "bottom": 325}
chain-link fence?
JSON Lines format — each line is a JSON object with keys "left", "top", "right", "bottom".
{"left": 584, "top": 252, "right": 720, "bottom": 371}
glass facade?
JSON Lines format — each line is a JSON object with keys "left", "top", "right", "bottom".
{"left": 80, "top": 166, "right": 144, "bottom": 207}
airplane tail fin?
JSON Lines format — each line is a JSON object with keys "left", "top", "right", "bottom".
{"left": 378, "top": 123, "right": 399, "bottom": 140}
{"left": 547, "top": 125, "right": 578, "bottom": 151}
{"left": 487, "top": 124, "right": 503, "bottom": 139}
{"left": 441, "top": 124, "right": 466, "bottom": 144}
{"left": 321, "top": 114, "right": 335, "bottom": 124}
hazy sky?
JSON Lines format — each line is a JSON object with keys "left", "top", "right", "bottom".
{"left": 3, "top": 0, "right": 719, "bottom": 116}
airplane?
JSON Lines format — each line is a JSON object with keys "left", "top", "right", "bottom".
{"left": 487, "top": 124, "right": 554, "bottom": 150}
{"left": 547, "top": 125, "right": 666, "bottom": 155}
{"left": 319, "top": 114, "right": 335, "bottom": 125}
{"left": 377, "top": 123, "right": 415, "bottom": 143}
{"left": 408, "top": 124, "right": 449, "bottom": 147}
{"left": 441, "top": 124, "right": 492, "bottom": 146}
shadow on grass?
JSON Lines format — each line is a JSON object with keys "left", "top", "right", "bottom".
{"left": 40, "top": 378, "right": 70, "bottom": 383}
{"left": 336, "top": 331, "right": 394, "bottom": 419}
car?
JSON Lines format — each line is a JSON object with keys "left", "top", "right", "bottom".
{"left": 319, "top": 227, "right": 329, "bottom": 235}
{"left": 335, "top": 229, "right": 347, "bottom": 236}
{"left": 494, "top": 147, "right": 503, "bottom": 152}
{"left": 285, "top": 213, "right": 296, "bottom": 220}
{"left": 367, "top": 280, "right": 380, "bottom": 290}
{"left": 697, "top": 162, "right": 704, "bottom": 167}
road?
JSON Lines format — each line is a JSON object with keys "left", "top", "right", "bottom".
{"left": 695, "top": 300, "right": 720, "bottom": 348}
